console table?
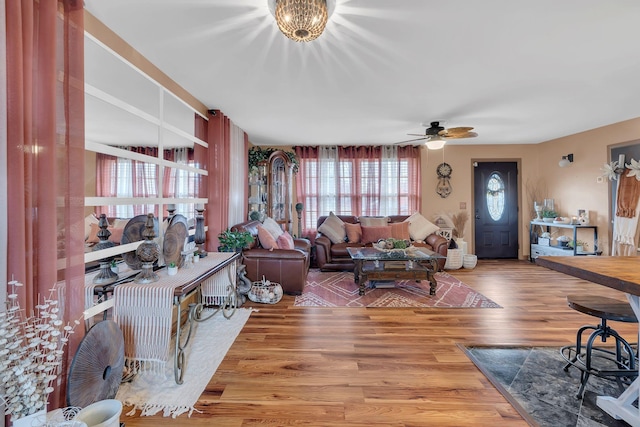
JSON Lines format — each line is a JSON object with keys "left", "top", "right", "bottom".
{"left": 111, "top": 252, "right": 239, "bottom": 384}
{"left": 530, "top": 220, "right": 598, "bottom": 260}
{"left": 536, "top": 256, "right": 640, "bottom": 426}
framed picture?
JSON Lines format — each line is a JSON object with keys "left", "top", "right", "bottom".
{"left": 577, "top": 209, "right": 589, "bottom": 225}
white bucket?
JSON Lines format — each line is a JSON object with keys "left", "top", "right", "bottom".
{"left": 74, "top": 400, "right": 122, "bottom": 427}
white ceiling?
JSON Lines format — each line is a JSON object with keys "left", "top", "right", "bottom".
{"left": 84, "top": 0, "right": 640, "bottom": 148}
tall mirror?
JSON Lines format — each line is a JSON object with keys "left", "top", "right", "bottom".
{"left": 84, "top": 33, "right": 208, "bottom": 262}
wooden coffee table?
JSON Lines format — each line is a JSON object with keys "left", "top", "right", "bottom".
{"left": 347, "top": 247, "right": 444, "bottom": 296}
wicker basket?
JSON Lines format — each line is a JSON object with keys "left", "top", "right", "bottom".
{"left": 445, "top": 248, "right": 463, "bottom": 270}
{"left": 463, "top": 254, "right": 478, "bottom": 269}
{"left": 248, "top": 279, "right": 283, "bottom": 304}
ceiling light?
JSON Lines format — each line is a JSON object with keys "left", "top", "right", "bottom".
{"left": 559, "top": 153, "right": 574, "bottom": 167}
{"left": 271, "top": 0, "right": 331, "bottom": 42}
{"left": 426, "top": 136, "right": 446, "bottom": 150}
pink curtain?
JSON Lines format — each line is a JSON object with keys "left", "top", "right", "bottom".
{"left": 6, "top": 0, "right": 85, "bottom": 409}
{"left": 295, "top": 145, "right": 421, "bottom": 236}
{"left": 206, "top": 110, "right": 231, "bottom": 250}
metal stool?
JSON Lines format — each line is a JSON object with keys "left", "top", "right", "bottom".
{"left": 561, "top": 295, "right": 638, "bottom": 399}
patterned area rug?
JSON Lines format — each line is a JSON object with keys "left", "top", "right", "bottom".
{"left": 294, "top": 269, "right": 501, "bottom": 308}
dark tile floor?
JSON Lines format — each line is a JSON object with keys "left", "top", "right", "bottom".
{"left": 465, "top": 346, "right": 634, "bottom": 427}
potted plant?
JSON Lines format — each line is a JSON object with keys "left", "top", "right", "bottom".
{"left": 218, "top": 229, "right": 254, "bottom": 253}
{"left": 541, "top": 209, "right": 558, "bottom": 223}
{"left": 568, "top": 240, "right": 589, "bottom": 253}
{"left": 167, "top": 261, "right": 178, "bottom": 276}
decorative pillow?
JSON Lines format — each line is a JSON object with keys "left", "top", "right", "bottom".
{"left": 84, "top": 214, "right": 99, "bottom": 240}
{"left": 359, "top": 216, "right": 389, "bottom": 227}
{"left": 262, "top": 217, "right": 284, "bottom": 239}
{"left": 404, "top": 212, "right": 439, "bottom": 241}
{"left": 361, "top": 225, "right": 392, "bottom": 244}
{"left": 257, "top": 225, "right": 278, "bottom": 250}
{"left": 344, "top": 222, "right": 362, "bottom": 243}
{"left": 86, "top": 223, "right": 124, "bottom": 244}
{"left": 276, "top": 231, "right": 295, "bottom": 250}
{"left": 112, "top": 218, "right": 130, "bottom": 229}
{"left": 318, "top": 212, "right": 346, "bottom": 244}
{"left": 390, "top": 222, "right": 410, "bottom": 241}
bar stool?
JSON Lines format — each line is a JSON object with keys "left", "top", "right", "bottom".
{"left": 561, "top": 295, "right": 638, "bottom": 399}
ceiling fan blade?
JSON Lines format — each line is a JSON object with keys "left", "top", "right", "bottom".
{"left": 407, "top": 133, "right": 426, "bottom": 137}
{"left": 442, "top": 132, "right": 478, "bottom": 139}
{"left": 438, "top": 127, "right": 474, "bottom": 136}
{"left": 394, "top": 136, "right": 429, "bottom": 145}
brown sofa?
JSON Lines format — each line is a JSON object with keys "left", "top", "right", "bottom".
{"left": 315, "top": 214, "right": 449, "bottom": 272}
{"left": 231, "top": 220, "right": 311, "bottom": 295}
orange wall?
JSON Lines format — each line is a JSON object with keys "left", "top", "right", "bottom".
{"left": 421, "top": 117, "right": 640, "bottom": 257}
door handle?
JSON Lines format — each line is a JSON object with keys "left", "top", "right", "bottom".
{"left": 475, "top": 215, "right": 480, "bottom": 220}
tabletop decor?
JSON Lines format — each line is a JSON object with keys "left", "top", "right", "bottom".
{"left": 0, "top": 279, "right": 80, "bottom": 423}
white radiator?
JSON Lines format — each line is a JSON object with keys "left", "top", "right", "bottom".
{"left": 200, "top": 261, "right": 236, "bottom": 306}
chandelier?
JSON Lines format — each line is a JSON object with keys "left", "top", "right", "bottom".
{"left": 274, "top": 0, "right": 329, "bottom": 42}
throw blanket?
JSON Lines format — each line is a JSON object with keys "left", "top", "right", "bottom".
{"left": 113, "top": 253, "right": 236, "bottom": 374}
{"left": 613, "top": 171, "right": 640, "bottom": 255}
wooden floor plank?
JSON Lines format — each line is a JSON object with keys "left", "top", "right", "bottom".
{"left": 119, "top": 259, "right": 638, "bottom": 426}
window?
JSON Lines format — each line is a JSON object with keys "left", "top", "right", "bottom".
{"left": 295, "top": 146, "right": 421, "bottom": 234}
{"left": 486, "top": 173, "right": 505, "bottom": 221}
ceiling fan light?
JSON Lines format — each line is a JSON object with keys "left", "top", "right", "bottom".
{"left": 274, "top": 0, "right": 329, "bottom": 42}
{"left": 426, "top": 136, "right": 446, "bottom": 150}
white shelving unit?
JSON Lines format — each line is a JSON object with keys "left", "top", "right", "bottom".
{"left": 529, "top": 220, "right": 598, "bottom": 260}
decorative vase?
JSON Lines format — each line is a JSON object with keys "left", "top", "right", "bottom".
{"left": 445, "top": 248, "right": 463, "bottom": 270}
{"left": 13, "top": 409, "right": 46, "bottom": 427}
{"left": 463, "top": 254, "right": 478, "bottom": 269}
{"left": 454, "top": 238, "right": 468, "bottom": 255}
{"left": 134, "top": 213, "right": 160, "bottom": 284}
{"left": 74, "top": 399, "right": 122, "bottom": 427}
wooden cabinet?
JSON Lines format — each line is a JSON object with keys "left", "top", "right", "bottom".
{"left": 267, "top": 151, "right": 293, "bottom": 232}
{"left": 529, "top": 221, "right": 598, "bottom": 260}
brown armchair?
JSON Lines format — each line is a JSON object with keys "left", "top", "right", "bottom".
{"left": 231, "top": 220, "right": 311, "bottom": 295}
{"left": 314, "top": 214, "right": 448, "bottom": 272}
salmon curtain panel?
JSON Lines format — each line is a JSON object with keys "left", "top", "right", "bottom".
{"left": 6, "top": 0, "right": 85, "bottom": 409}
{"left": 295, "top": 145, "right": 422, "bottom": 236}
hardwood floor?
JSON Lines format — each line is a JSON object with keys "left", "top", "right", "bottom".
{"left": 121, "top": 259, "right": 638, "bottom": 426}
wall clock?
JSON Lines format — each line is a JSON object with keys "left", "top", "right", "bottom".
{"left": 436, "top": 162, "right": 453, "bottom": 198}
{"left": 437, "top": 162, "right": 452, "bottom": 178}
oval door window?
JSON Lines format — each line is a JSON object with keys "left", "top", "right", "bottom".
{"left": 486, "top": 173, "right": 505, "bottom": 221}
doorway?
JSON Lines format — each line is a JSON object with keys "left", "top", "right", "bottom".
{"left": 473, "top": 162, "right": 519, "bottom": 258}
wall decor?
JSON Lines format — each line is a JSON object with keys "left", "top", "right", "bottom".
{"left": 436, "top": 162, "right": 453, "bottom": 198}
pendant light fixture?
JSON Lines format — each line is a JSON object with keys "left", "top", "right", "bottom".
{"left": 269, "top": 0, "right": 335, "bottom": 42}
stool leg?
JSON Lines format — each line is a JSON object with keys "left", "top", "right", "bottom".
{"left": 564, "top": 324, "right": 598, "bottom": 372}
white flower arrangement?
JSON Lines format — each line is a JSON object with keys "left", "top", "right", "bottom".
{"left": 0, "top": 280, "right": 80, "bottom": 421}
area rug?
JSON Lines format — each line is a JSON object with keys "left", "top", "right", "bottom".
{"left": 116, "top": 308, "right": 253, "bottom": 418}
{"left": 294, "top": 269, "right": 501, "bottom": 308}
{"left": 462, "top": 345, "right": 629, "bottom": 427}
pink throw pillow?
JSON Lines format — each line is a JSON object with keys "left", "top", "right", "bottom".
{"left": 361, "top": 225, "right": 392, "bottom": 244}
{"left": 276, "top": 231, "right": 296, "bottom": 249}
{"left": 344, "top": 223, "right": 362, "bottom": 243}
{"left": 390, "top": 222, "right": 410, "bottom": 241}
{"left": 257, "top": 225, "right": 278, "bottom": 250}
{"left": 276, "top": 231, "right": 295, "bottom": 249}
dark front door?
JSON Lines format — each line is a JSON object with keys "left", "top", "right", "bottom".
{"left": 474, "top": 162, "right": 518, "bottom": 258}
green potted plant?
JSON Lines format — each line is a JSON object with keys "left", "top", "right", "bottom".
{"left": 568, "top": 240, "right": 589, "bottom": 252}
{"left": 167, "top": 261, "right": 178, "bottom": 276}
{"left": 218, "top": 229, "right": 254, "bottom": 252}
{"left": 541, "top": 209, "right": 558, "bottom": 223}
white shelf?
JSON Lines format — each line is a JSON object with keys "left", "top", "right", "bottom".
{"left": 530, "top": 221, "right": 598, "bottom": 259}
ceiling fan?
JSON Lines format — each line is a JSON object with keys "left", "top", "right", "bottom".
{"left": 396, "top": 121, "right": 478, "bottom": 149}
